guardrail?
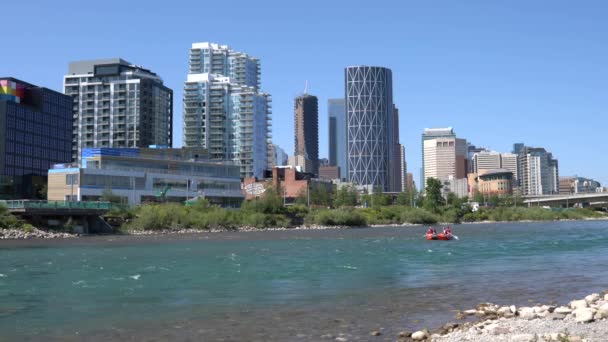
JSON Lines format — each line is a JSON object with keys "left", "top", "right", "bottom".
{"left": 0, "top": 200, "right": 112, "bottom": 210}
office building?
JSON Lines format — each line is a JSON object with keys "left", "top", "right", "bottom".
{"left": 293, "top": 94, "right": 319, "bottom": 175}
{"left": 473, "top": 169, "right": 514, "bottom": 196}
{"left": 399, "top": 145, "right": 407, "bottom": 192}
{"left": 472, "top": 151, "right": 501, "bottom": 174}
{"left": 389, "top": 106, "right": 402, "bottom": 192}
{"left": 319, "top": 165, "right": 340, "bottom": 180}
{"left": 500, "top": 153, "right": 518, "bottom": 185}
{"left": 0, "top": 78, "right": 72, "bottom": 199}
{"left": 328, "top": 98, "right": 347, "bottom": 180}
{"left": 183, "top": 42, "right": 271, "bottom": 178}
{"left": 48, "top": 147, "right": 243, "bottom": 207}
{"left": 406, "top": 173, "right": 415, "bottom": 192}
{"left": 559, "top": 176, "right": 601, "bottom": 195}
{"left": 64, "top": 59, "right": 173, "bottom": 162}
{"left": 345, "top": 66, "right": 395, "bottom": 192}
{"left": 421, "top": 127, "right": 456, "bottom": 188}
{"left": 243, "top": 166, "right": 332, "bottom": 202}
{"left": 268, "top": 144, "right": 288, "bottom": 167}
{"left": 422, "top": 131, "right": 467, "bottom": 193}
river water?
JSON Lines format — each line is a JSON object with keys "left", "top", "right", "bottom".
{"left": 1, "top": 220, "right": 607, "bottom": 341}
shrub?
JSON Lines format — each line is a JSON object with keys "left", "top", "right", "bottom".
{"left": 305, "top": 209, "right": 367, "bottom": 227}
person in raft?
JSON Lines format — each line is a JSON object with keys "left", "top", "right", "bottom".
{"left": 442, "top": 227, "right": 448, "bottom": 235}
{"left": 427, "top": 227, "right": 434, "bottom": 235}
{"left": 446, "top": 226, "right": 452, "bottom": 235}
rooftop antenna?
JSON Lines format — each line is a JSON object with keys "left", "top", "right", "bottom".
{"left": 303, "top": 80, "right": 308, "bottom": 95}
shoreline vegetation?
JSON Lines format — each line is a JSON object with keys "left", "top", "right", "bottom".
{"left": 1, "top": 181, "right": 606, "bottom": 239}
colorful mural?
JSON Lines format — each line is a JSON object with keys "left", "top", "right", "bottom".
{"left": 0, "top": 79, "right": 25, "bottom": 103}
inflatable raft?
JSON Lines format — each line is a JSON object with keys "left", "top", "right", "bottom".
{"left": 426, "top": 233, "right": 454, "bottom": 241}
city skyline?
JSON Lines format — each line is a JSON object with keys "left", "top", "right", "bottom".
{"left": 2, "top": 1, "right": 607, "bottom": 186}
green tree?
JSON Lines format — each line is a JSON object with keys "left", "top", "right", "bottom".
{"left": 473, "top": 192, "right": 485, "bottom": 204}
{"left": 424, "top": 177, "right": 444, "bottom": 211}
{"left": 396, "top": 191, "right": 414, "bottom": 207}
{"left": 101, "top": 187, "right": 122, "bottom": 204}
{"left": 333, "top": 185, "right": 358, "bottom": 208}
{"left": 371, "top": 192, "right": 392, "bottom": 207}
{"left": 309, "top": 184, "right": 332, "bottom": 207}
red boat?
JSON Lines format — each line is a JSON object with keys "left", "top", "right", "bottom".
{"left": 426, "top": 233, "right": 454, "bottom": 240}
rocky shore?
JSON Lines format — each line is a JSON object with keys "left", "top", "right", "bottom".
{"left": 0, "top": 228, "right": 76, "bottom": 239}
{"left": 397, "top": 291, "right": 608, "bottom": 341}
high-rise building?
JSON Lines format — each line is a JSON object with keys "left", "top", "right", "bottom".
{"left": 399, "top": 145, "right": 407, "bottom": 192}
{"left": 423, "top": 135, "right": 467, "bottom": 194}
{"left": 421, "top": 127, "right": 456, "bottom": 188}
{"left": 406, "top": 173, "right": 415, "bottom": 192}
{"left": 328, "top": 98, "right": 347, "bottom": 180}
{"left": 559, "top": 176, "right": 601, "bottom": 195}
{"left": 293, "top": 94, "right": 319, "bottom": 175}
{"left": 268, "top": 144, "right": 288, "bottom": 168}
{"left": 345, "top": 66, "right": 395, "bottom": 192}
{"left": 517, "top": 146, "right": 559, "bottom": 195}
{"left": 500, "top": 153, "right": 518, "bottom": 185}
{"left": 0, "top": 78, "right": 72, "bottom": 199}
{"left": 64, "top": 59, "right": 173, "bottom": 162}
{"left": 183, "top": 43, "right": 271, "bottom": 178}
{"left": 389, "top": 106, "right": 402, "bottom": 192}
{"left": 473, "top": 151, "right": 502, "bottom": 175}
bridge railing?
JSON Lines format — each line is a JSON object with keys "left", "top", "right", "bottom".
{"left": 0, "top": 200, "right": 112, "bottom": 210}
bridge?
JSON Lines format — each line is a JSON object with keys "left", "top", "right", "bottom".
{"left": 0, "top": 200, "right": 113, "bottom": 233}
{"left": 522, "top": 193, "right": 608, "bottom": 208}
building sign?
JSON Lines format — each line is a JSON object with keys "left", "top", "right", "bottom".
{"left": 243, "top": 183, "right": 266, "bottom": 196}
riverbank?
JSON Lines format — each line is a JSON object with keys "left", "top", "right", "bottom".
{"left": 2, "top": 214, "right": 608, "bottom": 240}
{"left": 402, "top": 291, "right": 608, "bottom": 341}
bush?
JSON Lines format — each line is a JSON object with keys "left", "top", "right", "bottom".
{"left": 305, "top": 209, "right": 367, "bottom": 227}
{"left": 0, "top": 204, "right": 23, "bottom": 229}
{"left": 400, "top": 207, "right": 440, "bottom": 224}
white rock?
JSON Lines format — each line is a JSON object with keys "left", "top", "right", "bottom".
{"left": 599, "top": 303, "right": 608, "bottom": 318}
{"left": 497, "top": 306, "right": 511, "bottom": 315}
{"left": 570, "top": 299, "right": 588, "bottom": 310}
{"left": 585, "top": 293, "right": 600, "bottom": 303}
{"left": 574, "top": 308, "right": 594, "bottom": 323}
{"left": 464, "top": 309, "right": 477, "bottom": 315}
{"left": 554, "top": 306, "right": 572, "bottom": 314}
{"left": 518, "top": 307, "right": 537, "bottom": 320}
{"left": 510, "top": 305, "right": 517, "bottom": 313}
{"left": 510, "top": 334, "right": 535, "bottom": 342}
{"left": 604, "top": 293, "right": 608, "bottom": 301}
{"left": 411, "top": 331, "right": 427, "bottom": 340}
{"left": 533, "top": 306, "right": 544, "bottom": 313}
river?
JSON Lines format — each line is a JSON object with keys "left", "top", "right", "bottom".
{"left": 1, "top": 220, "right": 607, "bottom": 341}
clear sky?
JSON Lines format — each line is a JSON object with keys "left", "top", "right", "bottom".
{"left": 2, "top": 0, "right": 607, "bottom": 186}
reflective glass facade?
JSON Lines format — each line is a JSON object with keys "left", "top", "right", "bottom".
{"left": 328, "top": 98, "right": 346, "bottom": 180}
{"left": 0, "top": 78, "right": 72, "bottom": 199}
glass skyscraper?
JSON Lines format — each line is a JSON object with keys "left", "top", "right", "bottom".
{"left": 0, "top": 78, "right": 72, "bottom": 199}
{"left": 183, "top": 43, "right": 271, "bottom": 178}
{"left": 345, "top": 66, "right": 395, "bottom": 192}
{"left": 328, "top": 98, "right": 346, "bottom": 180}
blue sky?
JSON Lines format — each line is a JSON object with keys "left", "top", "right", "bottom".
{"left": 2, "top": 0, "right": 607, "bottom": 186}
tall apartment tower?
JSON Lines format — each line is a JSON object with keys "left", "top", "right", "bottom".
{"left": 1, "top": 78, "right": 72, "bottom": 199}
{"left": 293, "top": 94, "right": 319, "bottom": 175}
{"left": 183, "top": 43, "right": 271, "bottom": 178}
{"left": 345, "top": 66, "right": 395, "bottom": 192}
{"left": 423, "top": 133, "right": 467, "bottom": 189}
{"left": 517, "top": 146, "right": 559, "bottom": 195}
{"left": 328, "top": 98, "right": 347, "bottom": 180}
{"left": 64, "top": 59, "right": 173, "bottom": 162}
{"left": 399, "top": 145, "right": 407, "bottom": 192}
{"left": 421, "top": 128, "right": 456, "bottom": 188}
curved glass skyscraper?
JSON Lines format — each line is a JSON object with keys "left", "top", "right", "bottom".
{"left": 345, "top": 66, "right": 395, "bottom": 192}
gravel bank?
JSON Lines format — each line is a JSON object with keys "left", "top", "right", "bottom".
{"left": 402, "top": 291, "right": 608, "bottom": 341}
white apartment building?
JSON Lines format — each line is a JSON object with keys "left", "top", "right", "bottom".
{"left": 64, "top": 59, "right": 173, "bottom": 162}
{"left": 183, "top": 43, "right": 271, "bottom": 179}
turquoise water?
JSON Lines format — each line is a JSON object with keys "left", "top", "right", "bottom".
{"left": 1, "top": 221, "right": 607, "bottom": 341}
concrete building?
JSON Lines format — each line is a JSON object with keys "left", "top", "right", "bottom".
{"left": 328, "top": 98, "right": 347, "bottom": 180}
{"left": 64, "top": 59, "right": 173, "bottom": 162}
{"left": 517, "top": 146, "right": 559, "bottom": 195}
{"left": 474, "top": 169, "right": 514, "bottom": 196}
{"left": 472, "top": 151, "right": 501, "bottom": 175}
{"left": 500, "top": 153, "right": 519, "bottom": 185}
{"left": 319, "top": 165, "right": 340, "bottom": 180}
{"left": 422, "top": 134, "right": 467, "bottom": 194}
{"left": 288, "top": 154, "right": 312, "bottom": 173}
{"left": 442, "top": 176, "right": 469, "bottom": 198}
{"left": 467, "top": 144, "right": 487, "bottom": 173}
{"left": 421, "top": 128, "right": 457, "bottom": 188}
{"left": 0, "top": 78, "right": 73, "bottom": 199}
{"left": 399, "top": 145, "right": 407, "bottom": 192}
{"left": 48, "top": 147, "right": 243, "bottom": 207}
{"left": 183, "top": 42, "right": 271, "bottom": 178}
{"left": 559, "top": 176, "right": 601, "bottom": 195}
{"left": 242, "top": 166, "right": 332, "bottom": 202}
{"left": 345, "top": 66, "right": 395, "bottom": 192}
{"left": 294, "top": 94, "right": 319, "bottom": 175}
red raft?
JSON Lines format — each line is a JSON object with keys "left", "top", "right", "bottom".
{"left": 426, "top": 233, "right": 454, "bottom": 241}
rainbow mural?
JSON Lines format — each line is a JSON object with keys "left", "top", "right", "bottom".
{"left": 0, "top": 79, "right": 25, "bottom": 103}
